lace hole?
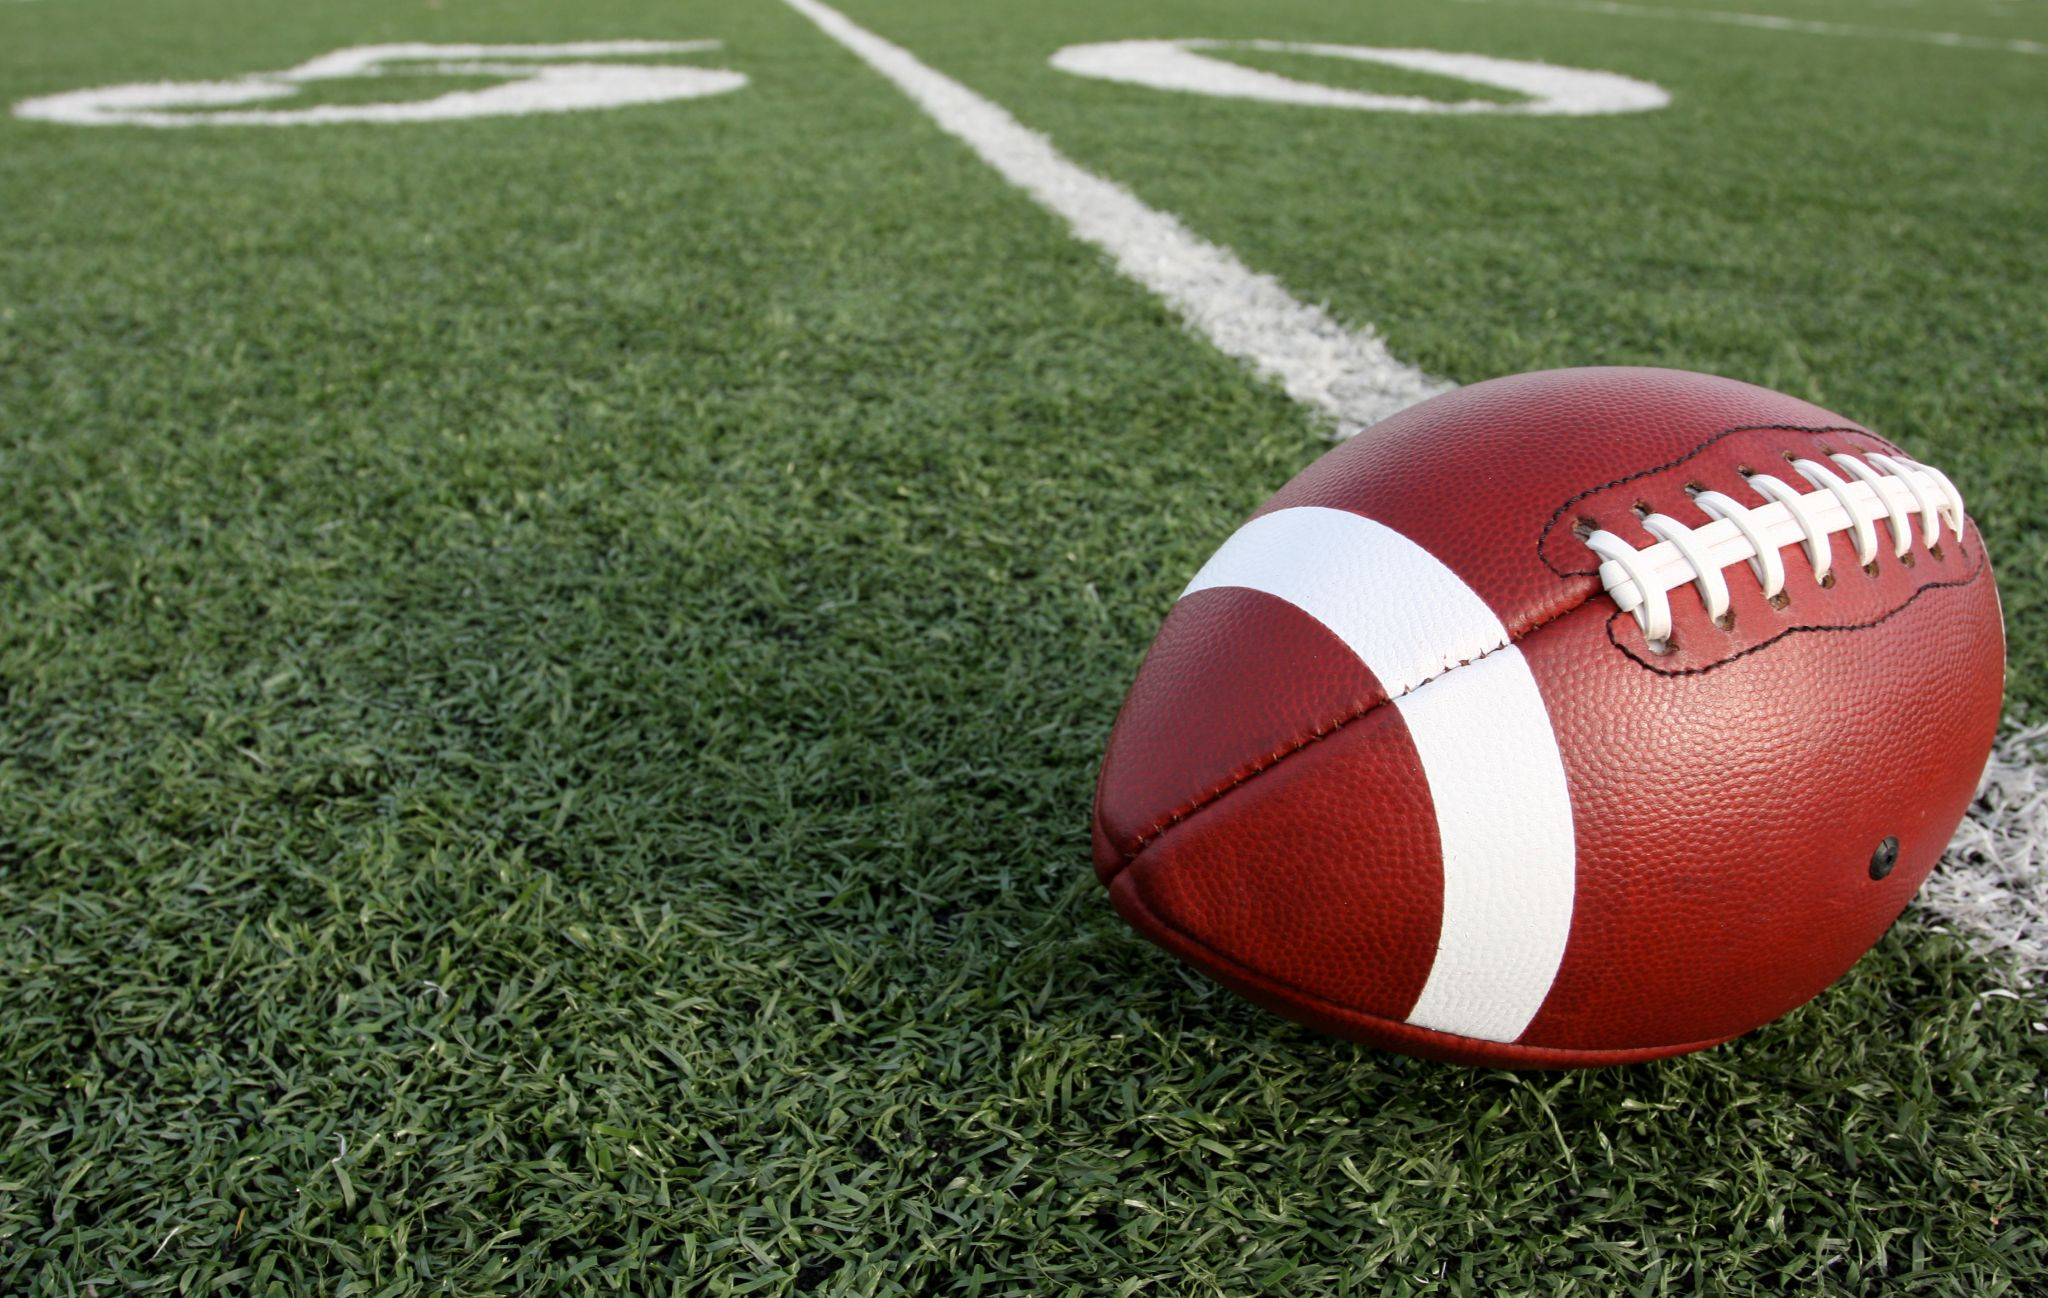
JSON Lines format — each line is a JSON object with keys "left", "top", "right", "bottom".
{"left": 1819, "top": 572, "right": 1836, "bottom": 589}
{"left": 1898, "top": 550, "right": 1916, "bottom": 568}
{"left": 1631, "top": 500, "right": 1652, "bottom": 520}
{"left": 1929, "top": 542, "right": 1945, "bottom": 562}
{"left": 1645, "top": 637, "right": 1675, "bottom": 656}
{"left": 1713, "top": 611, "right": 1736, "bottom": 632}
{"left": 1684, "top": 480, "right": 1707, "bottom": 496}
{"left": 1736, "top": 464, "right": 1756, "bottom": 477}
{"left": 1572, "top": 515, "right": 1599, "bottom": 540}
{"left": 1768, "top": 592, "right": 1791, "bottom": 611}
{"left": 1863, "top": 560, "right": 1880, "bottom": 578}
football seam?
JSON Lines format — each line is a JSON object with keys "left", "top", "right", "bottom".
{"left": 1115, "top": 869, "right": 1739, "bottom": 1065}
{"left": 1105, "top": 589, "right": 1602, "bottom": 872}
{"left": 1606, "top": 539, "right": 1989, "bottom": 675}
{"left": 1536, "top": 423, "right": 1888, "bottom": 579}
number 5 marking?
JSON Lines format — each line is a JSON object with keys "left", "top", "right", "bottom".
{"left": 12, "top": 42, "right": 746, "bottom": 127}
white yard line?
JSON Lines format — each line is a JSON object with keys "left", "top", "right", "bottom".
{"left": 779, "top": 0, "right": 1450, "bottom": 435}
{"left": 1925, "top": 726, "right": 2048, "bottom": 1002}
{"left": 1450, "top": 0, "right": 2048, "bottom": 57}
{"left": 783, "top": 0, "right": 2048, "bottom": 1002}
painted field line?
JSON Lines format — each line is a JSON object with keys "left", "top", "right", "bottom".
{"left": 779, "top": 0, "right": 1451, "bottom": 435}
{"left": 1925, "top": 725, "right": 2048, "bottom": 1007}
{"left": 1451, "top": 0, "right": 2047, "bottom": 58}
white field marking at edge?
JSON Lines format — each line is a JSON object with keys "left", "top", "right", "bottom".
{"left": 12, "top": 42, "right": 746, "bottom": 127}
{"left": 1925, "top": 725, "right": 2048, "bottom": 1007}
{"left": 1185, "top": 506, "right": 1576, "bottom": 1043}
{"left": 1047, "top": 40, "right": 1669, "bottom": 116}
{"left": 1450, "top": 0, "right": 2048, "bottom": 57}
{"left": 779, "top": 0, "right": 1449, "bottom": 433}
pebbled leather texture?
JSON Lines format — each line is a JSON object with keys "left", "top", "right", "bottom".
{"left": 1094, "top": 367, "right": 2006, "bottom": 1068}
{"left": 1094, "top": 586, "right": 1389, "bottom": 875}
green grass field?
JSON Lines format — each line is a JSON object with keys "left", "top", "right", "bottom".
{"left": 2, "top": 0, "right": 2044, "bottom": 1293}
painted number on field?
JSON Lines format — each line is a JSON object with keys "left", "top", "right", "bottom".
{"left": 1048, "top": 40, "right": 1669, "bottom": 116}
{"left": 12, "top": 42, "right": 747, "bottom": 127}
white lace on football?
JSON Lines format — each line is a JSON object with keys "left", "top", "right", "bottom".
{"left": 1583, "top": 450, "right": 1965, "bottom": 649}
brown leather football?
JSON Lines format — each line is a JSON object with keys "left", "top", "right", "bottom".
{"left": 1093, "top": 367, "right": 2005, "bottom": 1067}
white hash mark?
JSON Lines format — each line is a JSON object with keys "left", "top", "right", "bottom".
{"left": 1449, "top": 0, "right": 2048, "bottom": 58}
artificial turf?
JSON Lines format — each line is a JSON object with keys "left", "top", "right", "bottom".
{"left": 1, "top": 0, "right": 2044, "bottom": 1292}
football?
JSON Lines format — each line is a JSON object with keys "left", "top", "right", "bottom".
{"left": 1093, "top": 367, "right": 2006, "bottom": 1067}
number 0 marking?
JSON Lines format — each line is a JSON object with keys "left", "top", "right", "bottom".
{"left": 1049, "top": 39, "right": 1669, "bottom": 116}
